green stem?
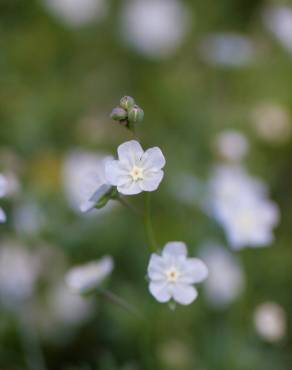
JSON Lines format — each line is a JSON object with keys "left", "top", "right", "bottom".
{"left": 144, "top": 193, "right": 158, "bottom": 252}
{"left": 100, "top": 289, "right": 142, "bottom": 319}
{"left": 117, "top": 196, "right": 142, "bottom": 217}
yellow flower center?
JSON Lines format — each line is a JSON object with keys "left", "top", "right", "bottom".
{"left": 130, "top": 166, "right": 144, "bottom": 181}
{"left": 166, "top": 267, "right": 179, "bottom": 282}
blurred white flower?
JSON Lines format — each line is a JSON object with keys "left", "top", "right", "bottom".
{"left": 13, "top": 201, "right": 46, "bottom": 235}
{"left": 0, "top": 243, "right": 40, "bottom": 307}
{"left": 62, "top": 150, "right": 113, "bottom": 214}
{"left": 48, "top": 283, "right": 93, "bottom": 326}
{"left": 147, "top": 242, "right": 208, "bottom": 305}
{"left": 198, "top": 33, "right": 255, "bottom": 67}
{"left": 220, "top": 197, "right": 279, "bottom": 249}
{"left": 42, "top": 0, "right": 107, "bottom": 27}
{"left": 254, "top": 302, "right": 286, "bottom": 342}
{"left": 120, "top": 0, "right": 191, "bottom": 59}
{"left": 208, "top": 165, "right": 279, "bottom": 249}
{"left": 263, "top": 6, "right": 292, "bottom": 53}
{"left": 105, "top": 140, "right": 165, "bottom": 195}
{"left": 65, "top": 256, "right": 114, "bottom": 293}
{"left": 200, "top": 243, "right": 245, "bottom": 307}
{"left": 0, "top": 174, "right": 7, "bottom": 223}
{"left": 251, "top": 103, "right": 291, "bottom": 144}
{"left": 214, "top": 130, "right": 249, "bottom": 162}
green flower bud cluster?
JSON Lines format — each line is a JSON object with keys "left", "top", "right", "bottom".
{"left": 110, "top": 96, "right": 144, "bottom": 129}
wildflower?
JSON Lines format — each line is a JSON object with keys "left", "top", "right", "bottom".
{"left": 200, "top": 243, "right": 245, "bottom": 307}
{"left": 251, "top": 103, "right": 291, "bottom": 144}
{"left": 42, "top": 0, "right": 107, "bottom": 27}
{"left": 254, "top": 302, "right": 286, "bottom": 342}
{"left": 263, "top": 6, "right": 292, "bottom": 53}
{"left": 198, "top": 33, "right": 255, "bottom": 67}
{"left": 62, "top": 150, "right": 113, "bottom": 213}
{"left": 0, "top": 174, "right": 7, "bottom": 223}
{"left": 120, "top": 0, "right": 190, "bottom": 59}
{"left": 0, "top": 242, "right": 40, "bottom": 307}
{"left": 220, "top": 196, "right": 279, "bottom": 249}
{"left": 207, "top": 165, "right": 279, "bottom": 249}
{"left": 214, "top": 130, "right": 249, "bottom": 162}
{"left": 147, "top": 242, "right": 208, "bottom": 305}
{"left": 65, "top": 256, "right": 114, "bottom": 294}
{"left": 105, "top": 140, "right": 165, "bottom": 195}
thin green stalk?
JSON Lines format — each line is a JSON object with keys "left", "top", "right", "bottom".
{"left": 144, "top": 193, "right": 158, "bottom": 252}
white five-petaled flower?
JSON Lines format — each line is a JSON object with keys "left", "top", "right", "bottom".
{"left": 105, "top": 140, "right": 166, "bottom": 195}
{"left": 147, "top": 242, "right": 208, "bottom": 305}
{"left": 65, "top": 256, "right": 114, "bottom": 294}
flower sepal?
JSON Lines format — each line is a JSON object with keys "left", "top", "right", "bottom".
{"left": 94, "top": 186, "right": 118, "bottom": 209}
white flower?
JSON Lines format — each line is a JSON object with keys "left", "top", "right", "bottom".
{"left": 251, "top": 103, "right": 291, "bottom": 144}
{"left": 220, "top": 197, "right": 279, "bottom": 249}
{"left": 65, "top": 256, "right": 114, "bottom": 293}
{"left": 198, "top": 33, "right": 255, "bottom": 67}
{"left": 214, "top": 130, "right": 249, "bottom": 162}
{"left": 263, "top": 6, "right": 292, "bottom": 53}
{"left": 147, "top": 242, "right": 208, "bottom": 305}
{"left": 207, "top": 165, "right": 279, "bottom": 249}
{"left": 42, "top": 0, "right": 107, "bottom": 27}
{"left": 254, "top": 302, "right": 286, "bottom": 342}
{"left": 0, "top": 174, "right": 7, "bottom": 223}
{"left": 120, "top": 0, "right": 191, "bottom": 59}
{"left": 62, "top": 150, "right": 113, "bottom": 213}
{"left": 0, "top": 243, "right": 40, "bottom": 306}
{"left": 105, "top": 140, "right": 165, "bottom": 195}
{"left": 208, "top": 165, "right": 266, "bottom": 223}
{"left": 200, "top": 243, "right": 245, "bottom": 307}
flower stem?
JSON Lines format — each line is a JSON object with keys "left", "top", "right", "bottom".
{"left": 144, "top": 193, "right": 158, "bottom": 252}
{"left": 117, "top": 196, "right": 142, "bottom": 217}
{"left": 100, "top": 288, "right": 142, "bottom": 319}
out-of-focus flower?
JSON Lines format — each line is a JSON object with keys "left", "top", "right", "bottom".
{"left": 105, "top": 140, "right": 165, "bottom": 195}
{"left": 0, "top": 174, "right": 7, "bottom": 223}
{"left": 198, "top": 33, "right": 255, "bottom": 67}
{"left": 158, "top": 340, "right": 192, "bottom": 369}
{"left": 13, "top": 201, "right": 46, "bottom": 235}
{"left": 254, "top": 302, "right": 287, "bottom": 342}
{"left": 207, "top": 165, "right": 279, "bottom": 249}
{"left": 65, "top": 256, "right": 114, "bottom": 293}
{"left": 200, "top": 243, "right": 245, "bottom": 307}
{"left": 214, "top": 130, "right": 249, "bottom": 162}
{"left": 62, "top": 150, "right": 113, "bottom": 214}
{"left": 263, "top": 6, "right": 292, "bottom": 53}
{"left": 120, "top": 0, "right": 191, "bottom": 59}
{"left": 220, "top": 197, "right": 279, "bottom": 249}
{"left": 251, "top": 103, "right": 291, "bottom": 144}
{"left": 147, "top": 242, "right": 208, "bottom": 305}
{"left": 42, "top": 0, "right": 107, "bottom": 27}
{"left": 48, "top": 283, "right": 93, "bottom": 326}
{"left": 0, "top": 242, "right": 40, "bottom": 307}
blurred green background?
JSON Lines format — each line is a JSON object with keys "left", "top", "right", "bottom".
{"left": 0, "top": 0, "right": 291, "bottom": 369}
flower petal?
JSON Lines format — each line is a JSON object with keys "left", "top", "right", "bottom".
{"left": 162, "top": 241, "right": 188, "bottom": 257}
{"left": 117, "top": 180, "right": 142, "bottom": 195}
{"left": 147, "top": 254, "right": 168, "bottom": 281}
{"left": 117, "top": 140, "right": 144, "bottom": 166}
{"left": 149, "top": 281, "right": 171, "bottom": 303}
{"left": 180, "top": 258, "right": 208, "bottom": 284}
{"left": 172, "top": 284, "right": 198, "bottom": 305}
{"left": 105, "top": 160, "right": 130, "bottom": 186}
{"left": 80, "top": 184, "right": 112, "bottom": 213}
{"left": 141, "top": 147, "right": 166, "bottom": 171}
{"left": 139, "top": 170, "right": 164, "bottom": 191}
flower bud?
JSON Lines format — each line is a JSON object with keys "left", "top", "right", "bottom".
{"left": 120, "top": 96, "right": 135, "bottom": 110}
{"left": 128, "top": 105, "right": 144, "bottom": 124}
{"left": 110, "top": 107, "right": 128, "bottom": 121}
